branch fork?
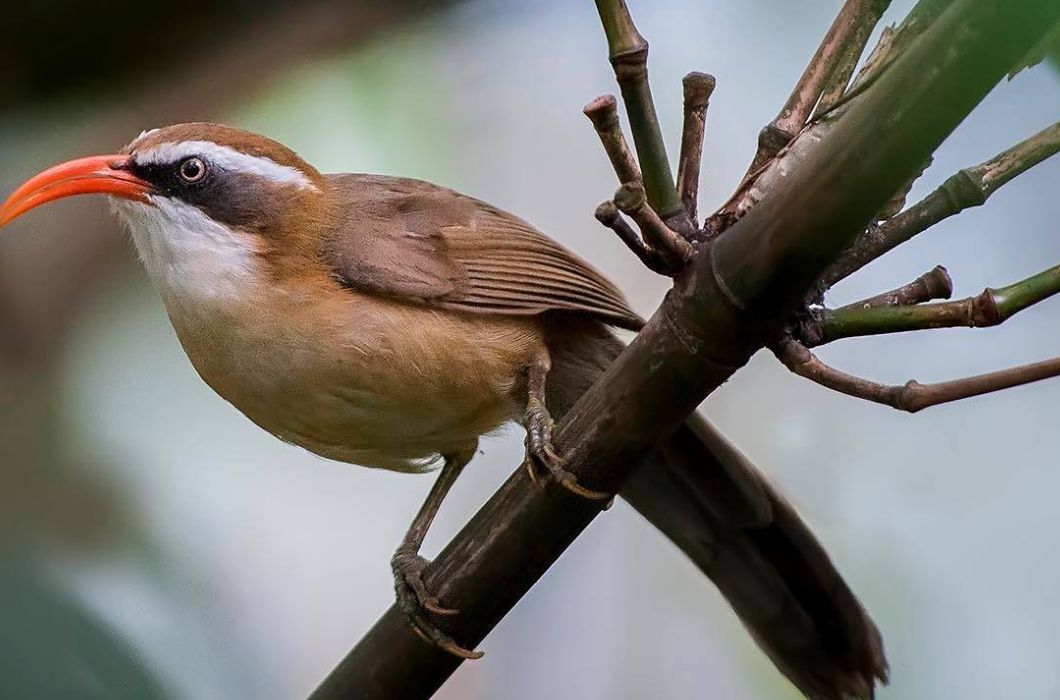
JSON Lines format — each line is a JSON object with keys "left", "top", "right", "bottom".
{"left": 583, "top": 13, "right": 716, "bottom": 274}
{"left": 788, "top": 257, "right": 1060, "bottom": 411}
{"left": 612, "top": 181, "right": 693, "bottom": 273}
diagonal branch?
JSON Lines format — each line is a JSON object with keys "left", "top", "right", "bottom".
{"left": 815, "top": 1, "right": 894, "bottom": 117}
{"left": 746, "top": 0, "right": 894, "bottom": 177}
{"left": 808, "top": 262, "right": 1060, "bottom": 345}
{"left": 311, "top": 1, "right": 1060, "bottom": 697}
{"left": 775, "top": 337, "right": 1060, "bottom": 412}
{"left": 827, "top": 0, "right": 954, "bottom": 114}
{"left": 821, "top": 121, "right": 1060, "bottom": 289}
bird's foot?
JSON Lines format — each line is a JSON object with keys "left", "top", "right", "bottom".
{"left": 391, "top": 547, "right": 482, "bottom": 660}
{"left": 524, "top": 399, "right": 610, "bottom": 502}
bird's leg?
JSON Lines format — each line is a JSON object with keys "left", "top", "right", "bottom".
{"left": 392, "top": 447, "right": 483, "bottom": 660}
{"left": 523, "top": 354, "right": 610, "bottom": 501}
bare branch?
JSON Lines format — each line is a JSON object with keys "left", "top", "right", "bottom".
{"left": 583, "top": 95, "right": 641, "bottom": 184}
{"left": 676, "top": 72, "right": 716, "bottom": 225}
{"left": 775, "top": 337, "right": 1060, "bottom": 412}
{"left": 967, "top": 122, "right": 1060, "bottom": 196}
{"left": 715, "top": 1, "right": 1046, "bottom": 238}
{"left": 812, "top": 262, "right": 1060, "bottom": 344}
{"left": 821, "top": 121, "right": 1060, "bottom": 288}
{"left": 613, "top": 182, "right": 693, "bottom": 272}
{"left": 747, "top": 0, "right": 895, "bottom": 177}
{"left": 594, "top": 200, "right": 670, "bottom": 274}
{"left": 837, "top": 265, "right": 953, "bottom": 311}
{"left": 815, "top": 0, "right": 893, "bottom": 117}
{"left": 833, "top": 0, "right": 953, "bottom": 111}
{"left": 593, "top": 0, "right": 690, "bottom": 232}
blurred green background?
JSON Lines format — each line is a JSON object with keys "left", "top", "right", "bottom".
{"left": 1, "top": 1, "right": 1058, "bottom": 698}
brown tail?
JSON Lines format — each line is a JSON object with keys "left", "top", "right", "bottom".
{"left": 544, "top": 317, "right": 887, "bottom": 700}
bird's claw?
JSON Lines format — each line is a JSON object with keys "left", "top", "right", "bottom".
{"left": 392, "top": 549, "right": 482, "bottom": 660}
{"left": 524, "top": 401, "right": 610, "bottom": 502}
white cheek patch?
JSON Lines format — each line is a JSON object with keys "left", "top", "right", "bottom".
{"left": 135, "top": 140, "right": 318, "bottom": 190}
{"left": 111, "top": 195, "right": 261, "bottom": 307}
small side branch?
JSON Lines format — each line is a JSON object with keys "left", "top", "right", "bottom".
{"left": 747, "top": 0, "right": 894, "bottom": 176}
{"left": 822, "top": 121, "right": 1060, "bottom": 288}
{"left": 594, "top": 0, "right": 688, "bottom": 231}
{"left": 815, "top": 0, "right": 893, "bottom": 116}
{"left": 966, "top": 121, "right": 1060, "bottom": 197}
{"left": 812, "top": 263, "right": 1060, "bottom": 344}
{"left": 583, "top": 95, "right": 641, "bottom": 184}
{"left": 613, "top": 182, "right": 692, "bottom": 273}
{"left": 594, "top": 200, "right": 670, "bottom": 274}
{"left": 775, "top": 337, "right": 1060, "bottom": 413}
{"left": 676, "top": 72, "right": 716, "bottom": 224}
{"left": 829, "top": 0, "right": 952, "bottom": 112}
{"left": 837, "top": 265, "right": 953, "bottom": 311}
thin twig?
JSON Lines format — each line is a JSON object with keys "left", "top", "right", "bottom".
{"left": 676, "top": 72, "right": 715, "bottom": 225}
{"left": 838, "top": 265, "right": 953, "bottom": 311}
{"left": 814, "top": 1, "right": 894, "bottom": 117}
{"left": 775, "top": 337, "right": 1060, "bottom": 412}
{"left": 714, "top": 1, "right": 903, "bottom": 233}
{"left": 613, "top": 182, "right": 692, "bottom": 272}
{"left": 811, "top": 263, "right": 1060, "bottom": 345}
{"left": 583, "top": 95, "right": 640, "bottom": 184}
{"left": 594, "top": 200, "right": 669, "bottom": 274}
{"left": 746, "top": 0, "right": 895, "bottom": 177}
{"left": 800, "top": 266, "right": 952, "bottom": 346}
{"left": 826, "top": 0, "right": 953, "bottom": 116}
{"left": 821, "top": 121, "right": 1060, "bottom": 289}
{"left": 593, "top": 0, "right": 690, "bottom": 232}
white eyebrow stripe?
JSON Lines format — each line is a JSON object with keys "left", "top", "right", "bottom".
{"left": 134, "top": 140, "right": 317, "bottom": 190}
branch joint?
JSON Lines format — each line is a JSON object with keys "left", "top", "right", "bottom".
{"left": 613, "top": 182, "right": 693, "bottom": 274}
{"left": 609, "top": 46, "right": 649, "bottom": 83}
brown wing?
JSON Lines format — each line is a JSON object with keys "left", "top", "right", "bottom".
{"left": 324, "top": 174, "right": 643, "bottom": 330}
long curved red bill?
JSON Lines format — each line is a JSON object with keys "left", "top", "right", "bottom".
{"left": 0, "top": 155, "right": 151, "bottom": 227}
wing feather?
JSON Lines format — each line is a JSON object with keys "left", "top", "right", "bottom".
{"left": 325, "top": 174, "right": 643, "bottom": 330}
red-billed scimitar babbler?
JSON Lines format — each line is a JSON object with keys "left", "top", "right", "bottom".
{"left": 0, "top": 123, "right": 887, "bottom": 699}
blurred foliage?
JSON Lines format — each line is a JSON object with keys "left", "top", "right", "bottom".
{"left": 3, "top": 0, "right": 285, "bottom": 106}
{"left": 0, "top": 370, "right": 127, "bottom": 551}
{"left": 0, "top": 0, "right": 459, "bottom": 109}
{"left": 0, "top": 554, "right": 173, "bottom": 699}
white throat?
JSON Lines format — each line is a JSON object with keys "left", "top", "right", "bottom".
{"left": 112, "top": 196, "right": 261, "bottom": 310}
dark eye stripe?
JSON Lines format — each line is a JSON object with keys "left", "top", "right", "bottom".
{"left": 129, "top": 158, "right": 208, "bottom": 195}
{"left": 126, "top": 156, "right": 272, "bottom": 233}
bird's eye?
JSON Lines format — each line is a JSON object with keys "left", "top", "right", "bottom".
{"left": 178, "top": 157, "right": 206, "bottom": 183}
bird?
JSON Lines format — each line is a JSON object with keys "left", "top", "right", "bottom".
{"left": 0, "top": 122, "right": 887, "bottom": 699}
